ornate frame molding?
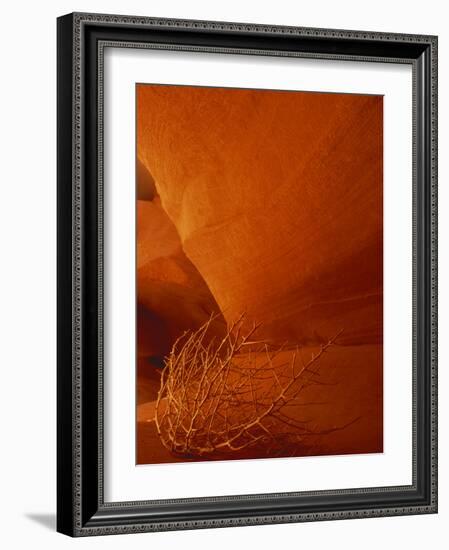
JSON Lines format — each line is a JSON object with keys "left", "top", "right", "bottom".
{"left": 57, "top": 12, "right": 438, "bottom": 536}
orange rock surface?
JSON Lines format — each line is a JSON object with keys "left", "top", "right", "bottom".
{"left": 136, "top": 195, "right": 225, "bottom": 360}
{"left": 137, "top": 85, "right": 382, "bottom": 346}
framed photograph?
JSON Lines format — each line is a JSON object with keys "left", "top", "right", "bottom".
{"left": 57, "top": 12, "right": 438, "bottom": 536}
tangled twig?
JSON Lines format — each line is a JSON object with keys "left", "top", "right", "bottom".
{"left": 155, "top": 315, "right": 350, "bottom": 458}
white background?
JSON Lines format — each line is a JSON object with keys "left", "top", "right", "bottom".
{"left": 105, "top": 50, "right": 412, "bottom": 501}
{"left": 0, "top": 0, "right": 446, "bottom": 548}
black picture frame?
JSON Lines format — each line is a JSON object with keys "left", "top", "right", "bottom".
{"left": 57, "top": 12, "right": 438, "bottom": 537}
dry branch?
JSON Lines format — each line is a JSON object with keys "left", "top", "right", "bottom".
{"left": 155, "top": 315, "right": 349, "bottom": 458}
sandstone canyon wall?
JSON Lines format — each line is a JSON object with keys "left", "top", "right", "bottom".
{"left": 137, "top": 85, "right": 383, "bottom": 351}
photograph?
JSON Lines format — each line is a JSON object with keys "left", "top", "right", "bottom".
{"left": 0, "top": 1, "right": 443, "bottom": 546}
{"left": 53, "top": 7, "right": 438, "bottom": 538}
{"left": 135, "top": 84, "right": 384, "bottom": 465}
